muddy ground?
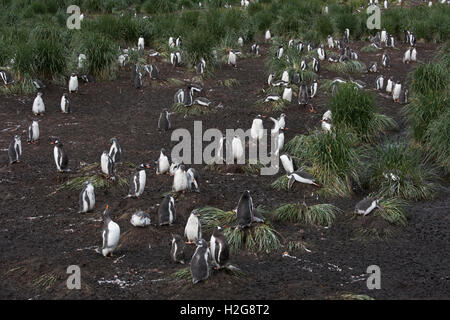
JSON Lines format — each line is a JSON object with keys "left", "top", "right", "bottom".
{"left": 0, "top": 37, "right": 449, "bottom": 300}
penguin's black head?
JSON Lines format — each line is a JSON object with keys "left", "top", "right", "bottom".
{"left": 160, "top": 148, "right": 167, "bottom": 155}
{"left": 195, "top": 239, "right": 207, "bottom": 247}
{"left": 191, "top": 209, "right": 200, "bottom": 217}
{"left": 110, "top": 137, "right": 117, "bottom": 143}
{"left": 178, "top": 164, "right": 185, "bottom": 171}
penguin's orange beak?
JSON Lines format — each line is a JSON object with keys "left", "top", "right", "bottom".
{"left": 105, "top": 204, "right": 109, "bottom": 209}
{"left": 285, "top": 127, "right": 289, "bottom": 130}
{"left": 50, "top": 141, "right": 54, "bottom": 145}
{"left": 145, "top": 164, "right": 151, "bottom": 169}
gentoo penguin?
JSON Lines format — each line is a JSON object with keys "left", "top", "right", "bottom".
{"left": 298, "top": 82, "right": 309, "bottom": 106}
{"left": 228, "top": 50, "right": 237, "bottom": 67}
{"left": 187, "top": 167, "right": 200, "bottom": 192}
{"left": 300, "top": 59, "right": 307, "bottom": 70}
{"left": 280, "top": 154, "right": 294, "bottom": 175}
{"left": 118, "top": 54, "right": 128, "bottom": 67}
{"left": 174, "top": 88, "right": 185, "bottom": 104}
{"left": 190, "top": 239, "right": 210, "bottom": 284}
{"left": 277, "top": 113, "right": 286, "bottom": 129}
{"left": 309, "top": 80, "right": 318, "bottom": 98}
{"left": 69, "top": 73, "right": 79, "bottom": 93}
{"left": 108, "top": 138, "right": 122, "bottom": 164}
{"left": 350, "top": 49, "right": 358, "bottom": 60}
{"left": 355, "top": 196, "right": 382, "bottom": 216}
{"left": 176, "top": 51, "right": 182, "bottom": 65}
{"left": 381, "top": 51, "right": 390, "bottom": 68}
{"left": 32, "top": 79, "right": 45, "bottom": 90}
{"left": 78, "top": 53, "right": 86, "bottom": 69}
{"left": 124, "top": 163, "right": 150, "bottom": 198}
{"left": 185, "top": 209, "right": 202, "bottom": 244}
{"left": 101, "top": 150, "right": 115, "bottom": 179}
{"left": 27, "top": 120, "right": 39, "bottom": 144}
{"left": 172, "top": 163, "right": 189, "bottom": 192}
{"left": 321, "top": 118, "right": 332, "bottom": 132}
{"left": 210, "top": 226, "right": 229, "bottom": 269}
{"left": 344, "top": 28, "right": 350, "bottom": 43}
{"left": 176, "top": 36, "right": 182, "bottom": 47}
{"left": 381, "top": 28, "right": 387, "bottom": 44}
{"left": 78, "top": 180, "right": 95, "bottom": 213}
{"left": 144, "top": 64, "right": 159, "bottom": 79}
{"left": 368, "top": 62, "right": 377, "bottom": 73}
{"left": 403, "top": 30, "right": 410, "bottom": 44}
{"left": 101, "top": 205, "right": 120, "bottom": 257}
{"left": 376, "top": 75, "right": 384, "bottom": 90}
{"left": 193, "top": 96, "right": 212, "bottom": 107}
{"left": 158, "top": 108, "right": 171, "bottom": 131}
{"left": 0, "top": 69, "right": 14, "bottom": 84}
{"left": 296, "top": 40, "right": 304, "bottom": 52}
{"left": 8, "top": 135, "right": 22, "bottom": 164}
{"left": 250, "top": 43, "right": 259, "bottom": 55}
{"left": 411, "top": 47, "right": 417, "bottom": 62}
{"left": 156, "top": 148, "right": 170, "bottom": 175}
{"left": 265, "top": 29, "right": 271, "bottom": 41}
{"left": 386, "top": 77, "right": 394, "bottom": 94}
{"left": 276, "top": 45, "right": 284, "bottom": 59}
{"left": 322, "top": 109, "right": 332, "bottom": 122}
{"left": 384, "top": 0, "right": 388, "bottom": 9}
{"left": 231, "top": 135, "right": 244, "bottom": 161}
{"left": 403, "top": 47, "right": 411, "bottom": 64}
{"left": 32, "top": 92, "right": 45, "bottom": 115}
{"left": 327, "top": 35, "right": 334, "bottom": 48}
{"left": 282, "top": 85, "right": 292, "bottom": 102}
{"left": 236, "top": 190, "right": 253, "bottom": 228}
{"left": 250, "top": 115, "right": 264, "bottom": 142}
{"left": 138, "top": 35, "right": 144, "bottom": 51}
{"left": 292, "top": 72, "right": 301, "bottom": 85}
{"left": 409, "top": 32, "right": 416, "bottom": 46}
{"left": 169, "top": 36, "right": 175, "bottom": 48}
{"left": 392, "top": 81, "right": 402, "bottom": 102}
{"left": 317, "top": 44, "right": 326, "bottom": 61}
{"left": 170, "top": 234, "right": 185, "bottom": 264}
{"left": 130, "top": 211, "right": 151, "bottom": 227}
{"left": 169, "top": 162, "right": 180, "bottom": 176}
{"left": 287, "top": 169, "right": 319, "bottom": 189}
{"left": 274, "top": 128, "right": 286, "bottom": 155}
{"left": 52, "top": 140, "right": 70, "bottom": 172}
{"left": 312, "top": 57, "right": 320, "bottom": 72}
{"left": 400, "top": 88, "right": 408, "bottom": 104}
{"left": 281, "top": 70, "right": 289, "bottom": 83}
{"left": 170, "top": 52, "right": 178, "bottom": 67}
{"left": 238, "top": 36, "right": 244, "bottom": 47}
{"left": 134, "top": 71, "right": 143, "bottom": 89}
{"left": 80, "top": 74, "right": 95, "bottom": 84}
{"left": 388, "top": 34, "right": 395, "bottom": 48}
{"left": 60, "top": 93, "right": 71, "bottom": 113}
{"left": 196, "top": 59, "right": 205, "bottom": 74}
{"left": 159, "top": 194, "right": 176, "bottom": 226}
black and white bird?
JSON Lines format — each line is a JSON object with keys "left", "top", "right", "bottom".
{"left": 78, "top": 180, "right": 95, "bottom": 214}
{"left": 170, "top": 234, "right": 185, "bottom": 264}
{"left": 317, "top": 44, "right": 326, "bottom": 61}
{"left": 159, "top": 194, "right": 176, "bottom": 226}
{"left": 130, "top": 211, "right": 151, "bottom": 227}
{"left": 236, "top": 190, "right": 254, "bottom": 228}
{"left": 298, "top": 82, "right": 309, "bottom": 107}
{"left": 185, "top": 209, "right": 202, "bottom": 244}
{"left": 8, "top": 135, "right": 22, "bottom": 164}
{"left": 368, "top": 61, "right": 378, "bottom": 73}
{"left": 300, "top": 59, "right": 307, "bottom": 70}
{"left": 312, "top": 57, "right": 320, "bottom": 72}
{"left": 176, "top": 36, "right": 182, "bottom": 47}
{"left": 280, "top": 154, "right": 294, "bottom": 175}
{"left": 386, "top": 76, "right": 394, "bottom": 94}
{"left": 381, "top": 51, "right": 390, "bottom": 68}
{"left": 231, "top": 135, "right": 244, "bottom": 161}
{"left": 392, "top": 81, "right": 402, "bottom": 103}
{"left": 32, "top": 92, "right": 45, "bottom": 115}
{"left": 403, "top": 47, "right": 411, "bottom": 64}
{"left": 344, "top": 28, "right": 350, "bottom": 43}
{"left": 196, "top": 58, "right": 206, "bottom": 74}
{"left": 327, "top": 35, "right": 334, "bottom": 48}
{"left": 210, "top": 226, "right": 229, "bottom": 269}
{"left": 355, "top": 196, "right": 382, "bottom": 216}
{"left": 282, "top": 85, "right": 292, "bottom": 102}
{"left": 69, "top": 73, "right": 79, "bottom": 93}
{"left": 411, "top": 47, "right": 417, "bottom": 62}
{"left": 60, "top": 93, "right": 71, "bottom": 113}
{"left": 0, "top": 69, "right": 14, "bottom": 84}
{"left": 27, "top": 119, "right": 39, "bottom": 144}
{"left": 52, "top": 140, "right": 70, "bottom": 172}
{"left": 156, "top": 148, "right": 170, "bottom": 175}
{"left": 174, "top": 88, "right": 185, "bottom": 104}
{"left": 265, "top": 29, "right": 271, "bottom": 41}
{"left": 228, "top": 50, "right": 237, "bottom": 67}
{"left": 250, "top": 114, "right": 264, "bottom": 142}
{"left": 287, "top": 168, "right": 319, "bottom": 189}
{"left": 187, "top": 167, "right": 200, "bottom": 192}
{"left": 124, "top": 163, "right": 150, "bottom": 198}
{"left": 134, "top": 71, "right": 143, "bottom": 89}
{"left": 32, "top": 79, "right": 45, "bottom": 90}
{"left": 108, "top": 138, "right": 122, "bottom": 164}
{"left": 170, "top": 52, "right": 178, "bottom": 67}
{"left": 173, "top": 163, "right": 189, "bottom": 192}
{"left": 158, "top": 108, "right": 172, "bottom": 131}
{"left": 101, "top": 150, "right": 115, "bottom": 179}
{"left": 321, "top": 118, "right": 332, "bottom": 132}
{"left": 138, "top": 35, "right": 144, "bottom": 51}
{"left": 309, "top": 80, "right": 318, "bottom": 98}
{"left": 276, "top": 45, "right": 284, "bottom": 59}
{"left": 144, "top": 64, "right": 159, "bottom": 79}
{"left": 101, "top": 205, "right": 120, "bottom": 257}
{"left": 190, "top": 238, "right": 210, "bottom": 284}
{"left": 250, "top": 43, "right": 259, "bottom": 55}
{"left": 264, "top": 93, "right": 281, "bottom": 102}
{"left": 376, "top": 75, "right": 384, "bottom": 90}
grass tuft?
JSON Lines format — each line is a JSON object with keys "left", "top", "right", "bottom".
{"left": 274, "top": 203, "right": 341, "bottom": 226}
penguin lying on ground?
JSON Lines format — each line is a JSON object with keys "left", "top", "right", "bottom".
{"left": 287, "top": 168, "right": 320, "bottom": 189}
{"left": 130, "top": 211, "right": 151, "bottom": 227}
{"left": 355, "top": 196, "right": 383, "bottom": 216}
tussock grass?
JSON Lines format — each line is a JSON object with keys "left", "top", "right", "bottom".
{"left": 341, "top": 293, "right": 375, "bottom": 300}
{"left": 410, "top": 63, "right": 447, "bottom": 96}
{"left": 324, "top": 60, "right": 366, "bottom": 74}
{"left": 360, "top": 45, "right": 380, "bottom": 53}
{"left": 197, "top": 207, "right": 236, "bottom": 231}
{"left": 377, "top": 197, "right": 408, "bottom": 226}
{"left": 171, "top": 102, "right": 216, "bottom": 115}
{"left": 33, "top": 273, "right": 57, "bottom": 291}
{"left": 271, "top": 175, "right": 290, "bottom": 191}
{"left": 255, "top": 98, "right": 288, "bottom": 113}
{"left": 425, "top": 109, "right": 450, "bottom": 174}
{"left": 274, "top": 203, "right": 341, "bottom": 226}
{"left": 172, "top": 267, "right": 191, "bottom": 281}
{"left": 367, "top": 142, "right": 438, "bottom": 201}
{"left": 167, "top": 78, "right": 185, "bottom": 86}
{"left": 219, "top": 78, "right": 240, "bottom": 88}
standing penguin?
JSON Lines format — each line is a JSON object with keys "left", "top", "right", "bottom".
{"left": 124, "top": 163, "right": 150, "bottom": 198}
{"left": 298, "top": 82, "right": 309, "bottom": 107}
{"left": 210, "top": 226, "right": 229, "bottom": 269}
{"left": 32, "top": 92, "right": 45, "bottom": 115}
{"left": 228, "top": 50, "right": 237, "bottom": 67}
{"left": 138, "top": 35, "right": 144, "bottom": 51}
{"left": 52, "top": 140, "right": 70, "bottom": 172}
{"left": 344, "top": 28, "right": 350, "bottom": 43}
{"left": 265, "top": 29, "right": 271, "bottom": 41}
{"left": 8, "top": 135, "right": 22, "bottom": 164}
{"left": 144, "top": 64, "right": 159, "bottom": 79}
{"left": 392, "top": 81, "right": 402, "bottom": 102}
{"left": 68, "top": 73, "right": 79, "bottom": 93}
{"left": 158, "top": 108, "right": 172, "bottom": 131}
{"left": 236, "top": 190, "right": 254, "bottom": 228}
{"left": 101, "top": 204, "right": 120, "bottom": 257}
{"left": 317, "top": 44, "right": 326, "bottom": 61}
{"left": 355, "top": 196, "right": 382, "bottom": 216}
{"left": 282, "top": 85, "right": 292, "bottom": 102}
{"left": 376, "top": 75, "right": 384, "bottom": 90}
{"left": 403, "top": 47, "right": 411, "bottom": 63}
{"left": 108, "top": 138, "right": 122, "bottom": 164}
{"left": 312, "top": 57, "right": 320, "bottom": 72}
{"left": 159, "top": 194, "right": 176, "bottom": 226}
{"left": 60, "top": 93, "right": 71, "bottom": 113}
{"left": 187, "top": 167, "right": 200, "bottom": 192}
{"left": 411, "top": 47, "right": 417, "bottom": 62}
{"left": 274, "top": 128, "right": 286, "bottom": 156}
{"left": 276, "top": 45, "right": 284, "bottom": 59}
{"left": 386, "top": 77, "right": 394, "bottom": 94}
{"left": 27, "top": 120, "right": 39, "bottom": 144}
{"left": 381, "top": 51, "right": 390, "bottom": 68}
{"left": 101, "top": 150, "right": 115, "bottom": 179}
{"left": 250, "top": 114, "right": 264, "bottom": 142}
{"left": 309, "top": 80, "right": 318, "bottom": 98}
{"left": 78, "top": 180, "right": 95, "bottom": 213}
{"left": 0, "top": 69, "right": 14, "bottom": 84}
{"left": 172, "top": 164, "right": 189, "bottom": 192}
{"left": 185, "top": 209, "right": 202, "bottom": 244}
{"left": 231, "top": 135, "right": 244, "bottom": 162}
{"left": 327, "top": 35, "right": 334, "bottom": 48}
{"left": 170, "top": 234, "right": 185, "bottom": 264}
{"left": 190, "top": 239, "right": 210, "bottom": 284}
{"left": 156, "top": 148, "right": 170, "bottom": 175}
{"left": 281, "top": 70, "right": 290, "bottom": 83}
{"left": 134, "top": 71, "right": 143, "bottom": 89}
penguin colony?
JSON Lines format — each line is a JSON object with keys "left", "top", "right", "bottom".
{"left": 2, "top": 1, "right": 435, "bottom": 286}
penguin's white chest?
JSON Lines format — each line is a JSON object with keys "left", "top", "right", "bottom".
{"left": 15, "top": 140, "right": 22, "bottom": 157}
{"left": 173, "top": 170, "right": 188, "bottom": 191}
{"left": 103, "top": 221, "right": 120, "bottom": 255}
{"left": 386, "top": 80, "right": 393, "bottom": 93}
{"left": 32, "top": 96, "right": 45, "bottom": 113}
{"left": 280, "top": 156, "right": 293, "bottom": 174}
{"left": 322, "top": 121, "right": 332, "bottom": 132}
{"left": 61, "top": 96, "right": 67, "bottom": 112}
{"left": 265, "top": 30, "right": 271, "bottom": 40}
{"left": 281, "top": 71, "right": 289, "bottom": 82}
{"left": 228, "top": 52, "right": 236, "bottom": 65}
{"left": 138, "top": 38, "right": 144, "bottom": 50}
{"left": 101, "top": 154, "right": 110, "bottom": 174}
{"left": 69, "top": 76, "right": 78, "bottom": 92}
{"left": 86, "top": 185, "right": 95, "bottom": 209}
{"left": 251, "top": 119, "right": 264, "bottom": 140}
{"left": 185, "top": 217, "right": 199, "bottom": 241}
{"left": 31, "top": 122, "right": 39, "bottom": 140}
{"left": 210, "top": 235, "right": 217, "bottom": 264}
{"left": 54, "top": 147, "right": 61, "bottom": 170}
{"left": 364, "top": 201, "right": 378, "bottom": 215}
{"left": 159, "top": 155, "right": 170, "bottom": 173}
{"left": 277, "top": 133, "right": 284, "bottom": 152}
{"left": 137, "top": 170, "right": 146, "bottom": 196}
{"left": 232, "top": 137, "right": 244, "bottom": 159}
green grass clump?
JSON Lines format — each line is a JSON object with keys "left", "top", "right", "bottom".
{"left": 274, "top": 203, "right": 341, "bottom": 226}
{"left": 197, "top": 207, "right": 236, "bottom": 231}
{"left": 172, "top": 267, "right": 191, "bottom": 281}
{"left": 367, "top": 142, "right": 438, "bottom": 201}
{"left": 360, "top": 44, "right": 380, "bottom": 53}
{"left": 219, "top": 78, "right": 240, "bottom": 88}
{"left": 271, "top": 175, "right": 290, "bottom": 191}
{"left": 425, "top": 109, "right": 450, "bottom": 174}
{"left": 410, "top": 63, "right": 447, "bottom": 96}
{"left": 324, "top": 60, "right": 367, "bottom": 74}
{"left": 171, "top": 102, "right": 216, "bottom": 115}
{"left": 377, "top": 197, "right": 408, "bottom": 226}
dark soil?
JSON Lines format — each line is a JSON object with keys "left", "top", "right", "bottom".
{"left": 0, "top": 38, "right": 449, "bottom": 300}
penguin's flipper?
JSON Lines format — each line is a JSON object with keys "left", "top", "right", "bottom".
{"left": 288, "top": 175, "right": 296, "bottom": 190}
